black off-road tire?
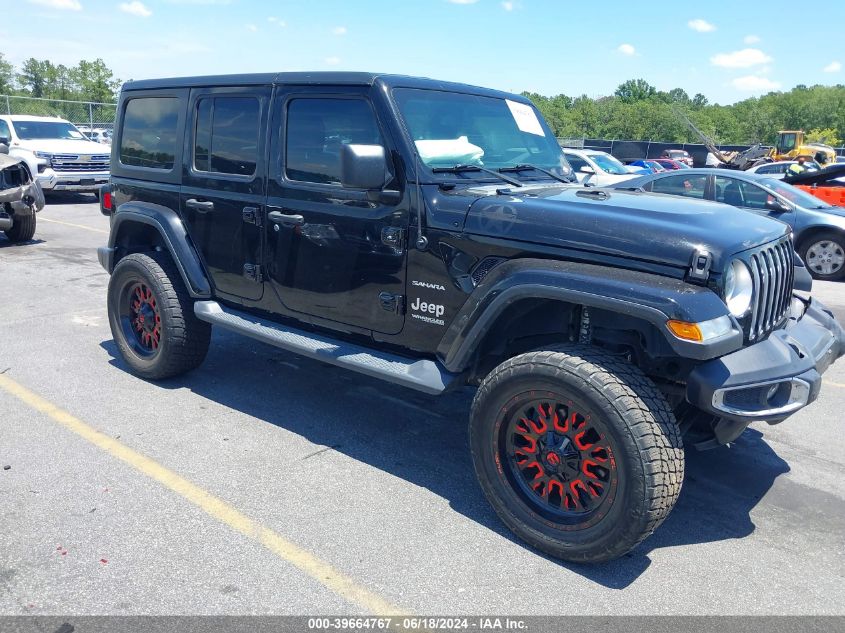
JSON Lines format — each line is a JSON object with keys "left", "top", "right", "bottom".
{"left": 4, "top": 213, "right": 36, "bottom": 243}
{"left": 470, "top": 344, "right": 684, "bottom": 563}
{"left": 799, "top": 232, "right": 845, "bottom": 281}
{"left": 108, "top": 252, "right": 211, "bottom": 380}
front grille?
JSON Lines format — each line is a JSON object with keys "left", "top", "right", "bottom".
{"left": 50, "top": 154, "right": 110, "bottom": 173}
{"left": 746, "top": 238, "right": 794, "bottom": 341}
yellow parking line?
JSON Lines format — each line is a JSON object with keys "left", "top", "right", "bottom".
{"left": 824, "top": 379, "right": 845, "bottom": 389}
{"left": 40, "top": 217, "right": 110, "bottom": 234}
{"left": 0, "top": 373, "right": 405, "bottom": 616}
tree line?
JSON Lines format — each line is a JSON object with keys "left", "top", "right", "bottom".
{"left": 0, "top": 52, "right": 120, "bottom": 103}
{"left": 2, "top": 52, "right": 842, "bottom": 147}
{"left": 524, "top": 78, "right": 845, "bottom": 148}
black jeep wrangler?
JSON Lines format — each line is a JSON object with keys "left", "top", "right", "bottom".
{"left": 98, "top": 73, "right": 844, "bottom": 563}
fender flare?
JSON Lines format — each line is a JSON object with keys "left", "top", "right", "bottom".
{"left": 437, "top": 258, "right": 742, "bottom": 372}
{"left": 103, "top": 201, "right": 212, "bottom": 298}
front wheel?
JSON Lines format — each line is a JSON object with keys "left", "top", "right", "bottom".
{"left": 107, "top": 252, "right": 211, "bottom": 380}
{"left": 4, "top": 213, "right": 36, "bottom": 242}
{"left": 801, "top": 233, "right": 845, "bottom": 281}
{"left": 470, "top": 345, "right": 684, "bottom": 563}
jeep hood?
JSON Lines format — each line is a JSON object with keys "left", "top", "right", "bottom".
{"left": 14, "top": 138, "right": 110, "bottom": 155}
{"left": 460, "top": 187, "right": 789, "bottom": 273}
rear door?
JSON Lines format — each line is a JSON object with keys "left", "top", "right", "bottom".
{"left": 181, "top": 86, "right": 270, "bottom": 302}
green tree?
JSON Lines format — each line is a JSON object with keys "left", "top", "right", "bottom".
{"left": 806, "top": 128, "right": 843, "bottom": 147}
{"left": 17, "top": 58, "right": 50, "bottom": 97}
{"left": 75, "top": 58, "right": 120, "bottom": 102}
{"left": 0, "top": 53, "right": 13, "bottom": 95}
{"left": 614, "top": 79, "right": 656, "bottom": 104}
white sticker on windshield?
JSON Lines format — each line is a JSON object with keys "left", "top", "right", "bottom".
{"left": 506, "top": 99, "right": 545, "bottom": 137}
{"left": 68, "top": 131, "right": 83, "bottom": 139}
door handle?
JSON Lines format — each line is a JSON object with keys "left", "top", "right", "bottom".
{"left": 186, "top": 198, "right": 215, "bottom": 213}
{"left": 267, "top": 210, "right": 305, "bottom": 226}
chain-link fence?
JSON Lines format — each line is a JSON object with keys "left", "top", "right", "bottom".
{"left": 1, "top": 94, "right": 117, "bottom": 132}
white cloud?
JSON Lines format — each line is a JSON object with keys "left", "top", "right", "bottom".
{"left": 332, "top": 26, "right": 347, "bottom": 35}
{"left": 27, "top": 0, "right": 82, "bottom": 10}
{"left": 617, "top": 43, "right": 636, "bottom": 56}
{"left": 501, "top": 1, "right": 514, "bottom": 9}
{"left": 267, "top": 16, "right": 286, "bottom": 26}
{"left": 710, "top": 48, "right": 772, "bottom": 68}
{"left": 824, "top": 61, "right": 842, "bottom": 73}
{"left": 687, "top": 18, "right": 716, "bottom": 33}
{"left": 744, "top": 34, "right": 760, "bottom": 44}
{"left": 325, "top": 57, "right": 341, "bottom": 66}
{"left": 731, "top": 75, "right": 781, "bottom": 92}
{"left": 246, "top": 23, "right": 258, "bottom": 32}
{"left": 119, "top": 1, "right": 151, "bottom": 17}
{"left": 447, "top": 0, "right": 479, "bottom": 4}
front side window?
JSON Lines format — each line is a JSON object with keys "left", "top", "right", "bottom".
{"left": 648, "top": 174, "right": 708, "bottom": 199}
{"left": 0, "top": 119, "right": 11, "bottom": 140}
{"left": 285, "top": 98, "right": 383, "bottom": 184}
{"left": 120, "top": 97, "right": 179, "bottom": 170}
{"left": 714, "top": 177, "right": 772, "bottom": 209}
{"left": 193, "top": 97, "right": 260, "bottom": 176}
{"left": 565, "top": 154, "right": 589, "bottom": 172}
{"left": 393, "top": 88, "right": 569, "bottom": 176}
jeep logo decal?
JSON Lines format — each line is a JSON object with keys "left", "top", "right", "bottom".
{"left": 410, "top": 297, "right": 446, "bottom": 326}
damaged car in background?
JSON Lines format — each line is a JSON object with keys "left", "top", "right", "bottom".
{"left": 0, "top": 142, "right": 45, "bottom": 243}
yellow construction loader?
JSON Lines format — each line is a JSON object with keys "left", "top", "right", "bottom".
{"left": 771, "top": 131, "right": 837, "bottom": 165}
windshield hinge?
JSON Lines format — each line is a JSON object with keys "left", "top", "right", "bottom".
{"left": 688, "top": 249, "right": 712, "bottom": 284}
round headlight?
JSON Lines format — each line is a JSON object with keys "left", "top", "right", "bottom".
{"left": 725, "top": 260, "right": 753, "bottom": 316}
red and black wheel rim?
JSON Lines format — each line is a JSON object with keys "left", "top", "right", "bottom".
{"left": 118, "top": 281, "right": 162, "bottom": 358}
{"left": 496, "top": 394, "right": 618, "bottom": 527}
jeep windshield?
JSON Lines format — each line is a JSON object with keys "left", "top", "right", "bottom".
{"left": 10, "top": 120, "right": 86, "bottom": 140}
{"left": 393, "top": 88, "right": 571, "bottom": 181}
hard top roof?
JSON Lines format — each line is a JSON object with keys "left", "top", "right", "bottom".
{"left": 121, "top": 72, "right": 528, "bottom": 101}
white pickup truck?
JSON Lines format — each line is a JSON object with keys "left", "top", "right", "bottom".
{"left": 0, "top": 115, "right": 110, "bottom": 196}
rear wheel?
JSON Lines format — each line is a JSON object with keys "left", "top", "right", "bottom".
{"left": 801, "top": 232, "right": 845, "bottom": 281}
{"left": 470, "top": 345, "right": 684, "bottom": 563}
{"left": 108, "top": 252, "right": 211, "bottom": 379}
{"left": 4, "top": 213, "right": 36, "bottom": 242}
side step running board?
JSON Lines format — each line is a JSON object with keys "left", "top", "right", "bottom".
{"left": 194, "top": 301, "right": 456, "bottom": 395}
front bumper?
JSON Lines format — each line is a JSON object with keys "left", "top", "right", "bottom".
{"left": 686, "top": 297, "right": 844, "bottom": 423}
{"left": 37, "top": 169, "right": 109, "bottom": 192}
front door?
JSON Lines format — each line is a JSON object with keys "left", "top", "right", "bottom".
{"left": 181, "top": 86, "right": 270, "bottom": 302}
{"left": 265, "top": 87, "right": 407, "bottom": 334}
{"left": 712, "top": 175, "right": 795, "bottom": 225}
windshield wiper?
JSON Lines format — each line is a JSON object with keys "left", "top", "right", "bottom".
{"left": 499, "top": 163, "right": 573, "bottom": 184}
{"left": 432, "top": 164, "right": 523, "bottom": 187}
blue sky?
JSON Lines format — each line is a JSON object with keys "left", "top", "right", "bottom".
{"left": 3, "top": 0, "right": 843, "bottom": 104}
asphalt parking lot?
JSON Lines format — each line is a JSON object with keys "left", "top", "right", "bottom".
{"left": 2, "top": 195, "right": 845, "bottom": 617}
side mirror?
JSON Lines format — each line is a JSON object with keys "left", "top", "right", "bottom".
{"left": 340, "top": 144, "right": 388, "bottom": 190}
{"left": 0, "top": 143, "right": 8, "bottom": 155}
{"left": 765, "top": 197, "right": 791, "bottom": 213}
{"left": 579, "top": 165, "right": 595, "bottom": 175}
{"left": 0, "top": 136, "right": 9, "bottom": 146}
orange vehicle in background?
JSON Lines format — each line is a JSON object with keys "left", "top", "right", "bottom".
{"left": 785, "top": 164, "right": 845, "bottom": 206}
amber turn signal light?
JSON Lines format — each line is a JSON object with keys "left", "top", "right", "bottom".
{"left": 666, "top": 320, "right": 703, "bottom": 342}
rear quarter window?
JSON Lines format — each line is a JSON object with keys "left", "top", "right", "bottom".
{"left": 119, "top": 97, "right": 180, "bottom": 170}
